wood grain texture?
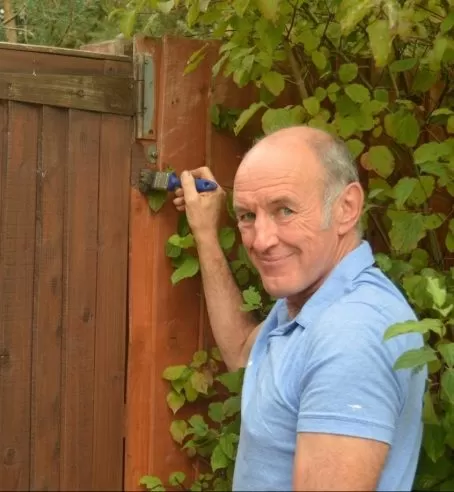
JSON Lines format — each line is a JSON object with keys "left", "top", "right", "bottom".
{"left": 29, "top": 106, "right": 67, "bottom": 491}
{"left": 60, "top": 109, "right": 100, "bottom": 491}
{"left": 0, "top": 101, "right": 39, "bottom": 491}
{"left": 92, "top": 114, "right": 131, "bottom": 491}
{"left": 0, "top": 73, "right": 134, "bottom": 115}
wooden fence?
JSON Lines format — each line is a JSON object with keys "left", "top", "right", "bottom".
{"left": 0, "top": 35, "right": 253, "bottom": 491}
{"left": 0, "top": 42, "right": 133, "bottom": 491}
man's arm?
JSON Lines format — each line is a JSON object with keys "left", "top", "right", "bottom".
{"left": 174, "top": 168, "right": 260, "bottom": 371}
{"left": 293, "top": 433, "right": 389, "bottom": 491}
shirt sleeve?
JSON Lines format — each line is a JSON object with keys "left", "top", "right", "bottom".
{"left": 297, "top": 306, "right": 407, "bottom": 444}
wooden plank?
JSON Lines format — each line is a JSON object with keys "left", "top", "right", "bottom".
{"left": 0, "top": 41, "right": 131, "bottom": 61}
{"left": 92, "top": 114, "right": 131, "bottom": 491}
{"left": 61, "top": 109, "right": 100, "bottom": 491}
{"left": 81, "top": 38, "right": 133, "bottom": 57}
{"left": 0, "top": 73, "right": 135, "bottom": 116}
{"left": 29, "top": 106, "right": 67, "bottom": 491}
{"left": 125, "top": 35, "right": 213, "bottom": 491}
{"left": 0, "top": 48, "right": 132, "bottom": 77}
{"left": 0, "top": 101, "right": 39, "bottom": 491}
{"left": 125, "top": 143, "right": 157, "bottom": 491}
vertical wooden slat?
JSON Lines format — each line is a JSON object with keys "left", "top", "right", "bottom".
{"left": 92, "top": 114, "right": 131, "bottom": 491}
{"left": 125, "top": 35, "right": 213, "bottom": 491}
{"left": 30, "top": 106, "right": 68, "bottom": 491}
{"left": 0, "top": 101, "right": 39, "bottom": 491}
{"left": 61, "top": 109, "right": 100, "bottom": 491}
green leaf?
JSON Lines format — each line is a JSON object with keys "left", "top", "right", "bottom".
{"left": 367, "top": 20, "right": 392, "bottom": 67}
{"left": 338, "top": 63, "right": 358, "bottom": 83}
{"left": 208, "top": 402, "right": 225, "bottom": 423}
{"left": 365, "top": 146, "right": 395, "bottom": 178}
{"left": 408, "top": 176, "right": 435, "bottom": 206}
{"left": 256, "top": 0, "right": 279, "bottom": 20}
{"left": 169, "top": 472, "right": 186, "bottom": 487}
{"left": 412, "top": 69, "right": 438, "bottom": 93}
{"left": 392, "top": 177, "right": 417, "bottom": 209}
{"left": 374, "top": 89, "right": 388, "bottom": 103}
{"left": 165, "top": 242, "right": 181, "bottom": 258}
{"left": 223, "top": 395, "right": 241, "bottom": 417}
{"left": 188, "top": 414, "right": 209, "bottom": 437}
{"left": 261, "top": 106, "right": 304, "bottom": 134}
{"left": 220, "top": 434, "right": 237, "bottom": 460}
{"left": 168, "top": 233, "right": 195, "bottom": 249}
{"left": 439, "top": 344, "right": 454, "bottom": 367}
{"left": 394, "top": 347, "right": 438, "bottom": 370}
{"left": 447, "top": 115, "right": 454, "bottom": 134}
{"left": 190, "top": 371, "right": 209, "bottom": 394}
{"left": 171, "top": 255, "right": 200, "bottom": 285}
{"left": 191, "top": 350, "right": 208, "bottom": 368}
{"left": 216, "top": 369, "right": 244, "bottom": 393}
{"left": 441, "top": 11, "right": 454, "bottom": 33}
{"left": 184, "top": 380, "right": 198, "bottom": 402}
{"left": 384, "top": 319, "right": 444, "bottom": 340}
{"left": 442, "top": 369, "right": 454, "bottom": 404}
{"left": 242, "top": 286, "right": 261, "bottom": 306}
{"left": 170, "top": 420, "right": 188, "bottom": 444}
{"left": 219, "top": 227, "right": 236, "bottom": 251}
{"left": 338, "top": 0, "right": 374, "bottom": 34}
{"left": 139, "top": 476, "right": 165, "bottom": 491}
{"left": 234, "top": 102, "right": 265, "bottom": 135}
{"left": 148, "top": 190, "right": 167, "bottom": 212}
{"left": 184, "top": 44, "right": 207, "bottom": 74}
{"left": 346, "top": 139, "right": 365, "bottom": 159}
{"left": 390, "top": 58, "right": 417, "bottom": 72}
{"left": 423, "top": 425, "right": 446, "bottom": 462}
{"left": 120, "top": 9, "right": 137, "bottom": 38}
{"left": 311, "top": 51, "right": 327, "bottom": 70}
{"left": 262, "top": 71, "right": 285, "bottom": 96}
{"left": 314, "top": 87, "right": 327, "bottom": 102}
{"left": 345, "top": 84, "right": 370, "bottom": 103}
{"left": 211, "top": 444, "right": 229, "bottom": 471}
{"left": 303, "top": 97, "right": 320, "bottom": 116}
{"left": 422, "top": 391, "right": 439, "bottom": 425}
{"left": 163, "top": 365, "right": 189, "bottom": 381}
{"left": 426, "top": 277, "right": 447, "bottom": 308}
{"left": 446, "top": 219, "right": 454, "bottom": 253}
{"left": 166, "top": 390, "right": 186, "bottom": 414}
{"left": 234, "top": 0, "right": 250, "bottom": 16}
{"left": 387, "top": 211, "right": 427, "bottom": 253}
{"left": 211, "top": 346, "right": 223, "bottom": 362}
{"left": 413, "top": 141, "right": 451, "bottom": 164}
{"left": 384, "top": 110, "right": 420, "bottom": 147}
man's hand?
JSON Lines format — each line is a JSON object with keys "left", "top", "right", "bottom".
{"left": 173, "top": 167, "right": 226, "bottom": 241}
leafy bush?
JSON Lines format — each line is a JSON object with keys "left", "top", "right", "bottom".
{"left": 116, "top": 0, "right": 454, "bottom": 489}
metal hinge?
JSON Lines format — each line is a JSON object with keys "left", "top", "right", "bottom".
{"left": 134, "top": 53, "right": 156, "bottom": 139}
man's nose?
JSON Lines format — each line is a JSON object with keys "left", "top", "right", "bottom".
{"left": 252, "top": 215, "right": 279, "bottom": 252}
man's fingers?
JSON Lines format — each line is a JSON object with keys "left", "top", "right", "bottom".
{"left": 176, "top": 205, "right": 186, "bottom": 212}
{"left": 180, "top": 170, "right": 199, "bottom": 202}
{"left": 173, "top": 196, "right": 185, "bottom": 207}
{"left": 174, "top": 187, "right": 184, "bottom": 197}
{"left": 190, "top": 166, "right": 216, "bottom": 181}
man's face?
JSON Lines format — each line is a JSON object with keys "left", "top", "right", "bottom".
{"left": 233, "top": 140, "right": 339, "bottom": 299}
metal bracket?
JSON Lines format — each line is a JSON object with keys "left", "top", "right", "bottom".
{"left": 135, "top": 53, "right": 155, "bottom": 139}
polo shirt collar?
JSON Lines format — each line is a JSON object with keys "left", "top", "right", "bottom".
{"left": 291, "top": 240, "right": 374, "bottom": 329}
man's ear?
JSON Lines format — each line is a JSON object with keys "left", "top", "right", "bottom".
{"left": 335, "top": 182, "right": 364, "bottom": 235}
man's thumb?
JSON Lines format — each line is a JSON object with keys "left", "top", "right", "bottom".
{"left": 180, "top": 170, "right": 198, "bottom": 200}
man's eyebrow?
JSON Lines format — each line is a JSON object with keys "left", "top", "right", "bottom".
{"left": 268, "top": 196, "right": 298, "bottom": 207}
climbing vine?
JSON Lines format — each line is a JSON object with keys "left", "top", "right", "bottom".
{"left": 116, "top": 0, "right": 454, "bottom": 490}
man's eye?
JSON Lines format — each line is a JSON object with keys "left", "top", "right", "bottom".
{"left": 239, "top": 212, "right": 255, "bottom": 222}
{"left": 280, "top": 207, "right": 294, "bottom": 216}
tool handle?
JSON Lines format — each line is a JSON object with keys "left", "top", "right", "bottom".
{"left": 168, "top": 173, "right": 218, "bottom": 193}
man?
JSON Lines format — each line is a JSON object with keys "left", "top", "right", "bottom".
{"left": 172, "top": 126, "right": 425, "bottom": 491}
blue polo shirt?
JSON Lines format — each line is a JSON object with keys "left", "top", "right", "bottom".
{"left": 233, "top": 241, "right": 425, "bottom": 491}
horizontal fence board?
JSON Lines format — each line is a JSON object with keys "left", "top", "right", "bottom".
{"left": 0, "top": 73, "right": 134, "bottom": 115}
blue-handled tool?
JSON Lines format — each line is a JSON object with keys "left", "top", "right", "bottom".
{"left": 138, "top": 169, "right": 218, "bottom": 194}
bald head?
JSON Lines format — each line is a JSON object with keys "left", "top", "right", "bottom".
{"left": 236, "top": 125, "right": 360, "bottom": 227}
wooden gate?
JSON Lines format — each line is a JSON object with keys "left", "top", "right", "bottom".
{"left": 0, "top": 42, "right": 133, "bottom": 491}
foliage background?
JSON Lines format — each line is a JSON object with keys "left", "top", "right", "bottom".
{"left": 2, "top": 0, "right": 454, "bottom": 490}
{"left": 120, "top": 0, "right": 454, "bottom": 491}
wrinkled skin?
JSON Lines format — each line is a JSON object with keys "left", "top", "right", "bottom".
{"left": 232, "top": 127, "right": 364, "bottom": 315}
